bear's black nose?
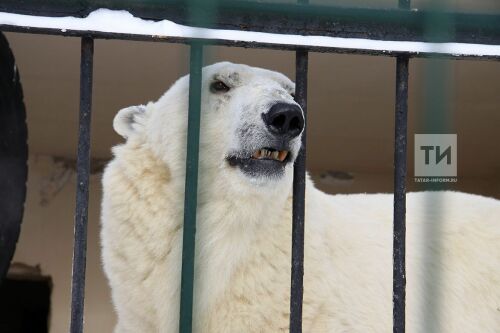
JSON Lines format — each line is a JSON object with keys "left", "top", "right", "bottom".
{"left": 262, "top": 103, "right": 304, "bottom": 139}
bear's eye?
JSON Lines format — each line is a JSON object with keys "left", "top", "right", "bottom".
{"left": 210, "top": 80, "right": 230, "bottom": 93}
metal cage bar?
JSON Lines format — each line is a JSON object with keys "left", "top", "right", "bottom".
{"left": 393, "top": 0, "right": 410, "bottom": 327}
{"left": 290, "top": 48, "right": 308, "bottom": 332}
{"left": 3, "top": 1, "right": 500, "bottom": 46}
{"left": 393, "top": 55, "right": 409, "bottom": 333}
{"left": 69, "top": 36, "right": 94, "bottom": 333}
{"left": 179, "top": 42, "right": 204, "bottom": 333}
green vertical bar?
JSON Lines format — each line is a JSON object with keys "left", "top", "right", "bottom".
{"left": 422, "top": 0, "right": 453, "bottom": 142}
{"left": 419, "top": 2, "right": 453, "bottom": 332}
{"left": 179, "top": 42, "right": 203, "bottom": 333}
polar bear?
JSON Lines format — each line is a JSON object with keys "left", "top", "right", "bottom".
{"left": 101, "top": 62, "right": 500, "bottom": 333}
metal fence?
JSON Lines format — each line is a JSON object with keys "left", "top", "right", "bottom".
{"left": 1, "top": 0, "right": 499, "bottom": 332}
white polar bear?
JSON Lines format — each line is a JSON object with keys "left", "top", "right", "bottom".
{"left": 101, "top": 62, "right": 500, "bottom": 333}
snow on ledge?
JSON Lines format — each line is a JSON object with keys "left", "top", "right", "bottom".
{"left": 1, "top": 8, "right": 499, "bottom": 57}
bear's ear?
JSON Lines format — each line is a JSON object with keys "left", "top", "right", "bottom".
{"left": 113, "top": 105, "right": 146, "bottom": 139}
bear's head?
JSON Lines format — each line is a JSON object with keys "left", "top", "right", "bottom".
{"left": 113, "top": 62, "right": 304, "bottom": 197}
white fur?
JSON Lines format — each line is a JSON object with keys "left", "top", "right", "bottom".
{"left": 101, "top": 62, "right": 500, "bottom": 333}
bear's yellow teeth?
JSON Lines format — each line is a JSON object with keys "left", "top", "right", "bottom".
{"left": 252, "top": 149, "right": 288, "bottom": 161}
{"left": 278, "top": 151, "right": 288, "bottom": 162}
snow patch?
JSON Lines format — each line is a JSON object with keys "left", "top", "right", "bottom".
{"left": 0, "top": 8, "right": 499, "bottom": 57}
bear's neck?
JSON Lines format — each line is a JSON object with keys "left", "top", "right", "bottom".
{"left": 192, "top": 180, "right": 294, "bottom": 321}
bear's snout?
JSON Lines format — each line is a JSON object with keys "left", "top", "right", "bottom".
{"left": 262, "top": 103, "right": 304, "bottom": 139}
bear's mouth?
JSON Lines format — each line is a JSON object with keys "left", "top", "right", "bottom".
{"left": 226, "top": 147, "right": 292, "bottom": 178}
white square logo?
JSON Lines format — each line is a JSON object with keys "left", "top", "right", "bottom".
{"left": 414, "top": 134, "right": 457, "bottom": 178}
